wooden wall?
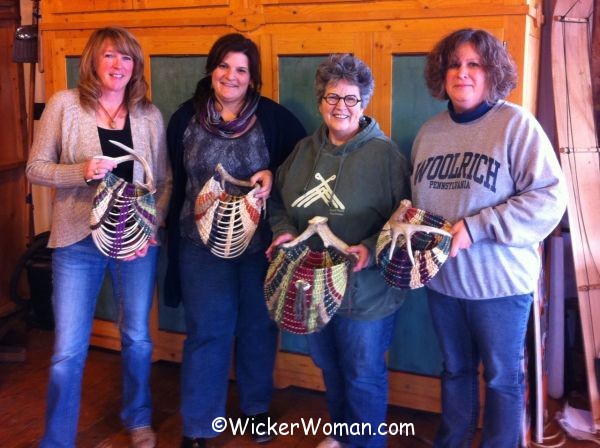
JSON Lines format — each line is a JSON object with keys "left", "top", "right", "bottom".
{"left": 38, "top": 0, "right": 544, "bottom": 413}
{"left": 0, "top": 0, "right": 28, "bottom": 311}
{"left": 40, "top": 0, "right": 543, "bottom": 114}
{"left": 593, "top": 1, "right": 599, "bottom": 143}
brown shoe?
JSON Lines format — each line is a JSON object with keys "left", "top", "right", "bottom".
{"left": 130, "top": 426, "right": 157, "bottom": 448}
{"left": 315, "top": 436, "right": 347, "bottom": 448}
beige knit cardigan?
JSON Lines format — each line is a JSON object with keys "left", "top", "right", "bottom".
{"left": 26, "top": 89, "right": 172, "bottom": 248}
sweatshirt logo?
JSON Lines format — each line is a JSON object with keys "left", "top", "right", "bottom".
{"left": 413, "top": 151, "right": 500, "bottom": 193}
{"left": 291, "top": 173, "right": 346, "bottom": 210}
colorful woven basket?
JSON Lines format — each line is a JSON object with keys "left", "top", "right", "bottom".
{"left": 376, "top": 200, "right": 452, "bottom": 289}
{"left": 90, "top": 141, "right": 157, "bottom": 259}
{"left": 264, "top": 244, "right": 355, "bottom": 334}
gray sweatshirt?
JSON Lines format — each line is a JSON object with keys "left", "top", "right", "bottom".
{"left": 411, "top": 101, "right": 567, "bottom": 299}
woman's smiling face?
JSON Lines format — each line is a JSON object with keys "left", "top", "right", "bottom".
{"left": 444, "top": 42, "right": 489, "bottom": 113}
{"left": 211, "top": 51, "right": 252, "bottom": 109}
{"left": 95, "top": 40, "right": 134, "bottom": 95}
{"left": 319, "top": 80, "right": 365, "bottom": 146}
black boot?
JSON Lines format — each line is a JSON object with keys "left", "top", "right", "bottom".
{"left": 247, "top": 412, "right": 275, "bottom": 444}
{"left": 180, "top": 436, "right": 207, "bottom": 448}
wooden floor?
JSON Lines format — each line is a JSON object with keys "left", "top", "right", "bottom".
{"left": 0, "top": 327, "right": 597, "bottom": 447}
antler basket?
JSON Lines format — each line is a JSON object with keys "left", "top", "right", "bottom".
{"left": 90, "top": 141, "right": 157, "bottom": 259}
{"left": 376, "top": 201, "right": 452, "bottom": 289}
{"left": 194, "top": 164, "right": 263, "bottom": 259}
{"left": 91, "top": 173, "right": 157, "bottom": 259}
{"left": 264, "top": 244, "right": 355, "bottom": 334}
{"left": 195, "top": 176, "right": 262, "bottom": 259}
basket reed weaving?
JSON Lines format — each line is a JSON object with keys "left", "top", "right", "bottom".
{"left": 264, "top": 244, "right": 355, "bottom": 334}
{"left": 90, "top": 141, "right": 157, "bottom": 259}
{"left": 194, "top": 169, "right": 262, "bottom": 259}
{"left": 376, "top": 200, "right": 452, "bottom": 289}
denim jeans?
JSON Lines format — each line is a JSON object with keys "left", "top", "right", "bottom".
{"left": 179, "top": 240, "right": 278, "bottom": 438}
{"left": 427, "top": 289, "right": 533, "bottom": 448}
{"left": 307, "top": 312, "right": 397, "bottom": 448}
{"left": 41, "top": 236, "right": 159, "bottom": 448}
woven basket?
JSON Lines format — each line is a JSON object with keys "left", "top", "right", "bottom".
{"left": 90, "top": 141, "right": 157, "bottom": 259}
{"left": 376, "top": 203, "right": 452, "bottom": 289}
{"left": 90, "top": 172, "right": 156, "bottom": 259}
{"left": 264, "top": 245, "right": 355, "bottom": 334}
{"left": 194, "top": 176, "right": 262, "bottom": 259}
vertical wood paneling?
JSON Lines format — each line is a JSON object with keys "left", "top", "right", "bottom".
{"left": 0, "top": 0, "right": 27, "bottom": 306}
{"left": 503, "top": 15, "right": 527, "bottom": 107}
{"left": 371, "top": 32, "right": 393, "bottom": 135}
{"left": 0, "top": 169, "right": 27, "bottom": 303}
{"left": 0, "top": 26, "right": 26, "bottom": 165}
{"left": 592, "top": 2, "right": 600, "bottom": 143}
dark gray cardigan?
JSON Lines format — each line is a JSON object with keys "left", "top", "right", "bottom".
{"left": 164, "top": 96, "right": 306, "bottom": 307}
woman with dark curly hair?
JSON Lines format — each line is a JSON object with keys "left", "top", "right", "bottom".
{"left": 268, "top": 53, "right": 410, "bottom": 448}
{"left": 409, "top": 28, "right": 567, "bottom": 446}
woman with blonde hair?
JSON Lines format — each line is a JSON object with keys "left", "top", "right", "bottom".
{"left": 27, "top": 26, "right": 171, "bottom": 448}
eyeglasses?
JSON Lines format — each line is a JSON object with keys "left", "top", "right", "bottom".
{"left": 322, "top": 93, "right": 362, "bottom": 108}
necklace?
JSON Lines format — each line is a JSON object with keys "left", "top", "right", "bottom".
{"left": 98, "top": 101, "right": 124, "bottom": 129}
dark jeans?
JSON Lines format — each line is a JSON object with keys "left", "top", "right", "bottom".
{"left": 179, "top": 240, "right": 278, "bottom": 438}
{"left": 307, "top": 312, "right": 397, "bottom": 448}
{"left": 427, "top": 289, "right": 532, "bottom": 448}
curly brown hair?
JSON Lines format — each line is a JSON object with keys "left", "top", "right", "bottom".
{"left": 424, "top": 28, "right": 517, "bottom": 103}
{"left": 78, "top": 27, "right": 149, "bottom": 111}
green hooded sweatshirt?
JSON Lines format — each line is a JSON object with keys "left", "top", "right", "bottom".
{"left": 269, "top": 116, "right": 411, "bottom": 319}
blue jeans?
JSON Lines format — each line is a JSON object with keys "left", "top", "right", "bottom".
{"left": 41, "top": 236, "right": 159, "bottom": 448}
{"left": 307, "top": 312, "right": 397, "bottom": 448}
{"left": 427, "top": 290, "right": 532, "bottom": 448}
{"left": 179, "top": 240, "right": 278, "bottom": 438}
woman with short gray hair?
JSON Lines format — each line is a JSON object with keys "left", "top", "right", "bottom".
{"left": 268, "top": 53, "right": 410, "bottom": 448}
{"left": 314, "top": 53, "right": 375, "bottom": 109}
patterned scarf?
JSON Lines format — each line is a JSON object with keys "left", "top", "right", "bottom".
{"left": 200, "top": 90, "right": 260, "bottom": 138}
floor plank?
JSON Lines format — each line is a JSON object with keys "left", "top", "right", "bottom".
{"left": 0, "top": 328, "right": 597, "bottom": 447}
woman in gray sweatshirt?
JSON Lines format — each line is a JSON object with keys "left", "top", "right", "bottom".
{"left": 410, "top": 28, "right": 567, "bottom": 447}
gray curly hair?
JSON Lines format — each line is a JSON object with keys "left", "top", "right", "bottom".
{"left": 314, "top": 53, "right": 375, "bottom": 108}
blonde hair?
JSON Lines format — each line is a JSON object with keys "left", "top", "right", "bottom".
{"left": 78, "top": 27, "right": 149, "bottom": 111}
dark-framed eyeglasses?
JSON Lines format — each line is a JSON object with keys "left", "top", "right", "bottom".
{"left": 322, "top": 93, "right": 362, "bottom": 107}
